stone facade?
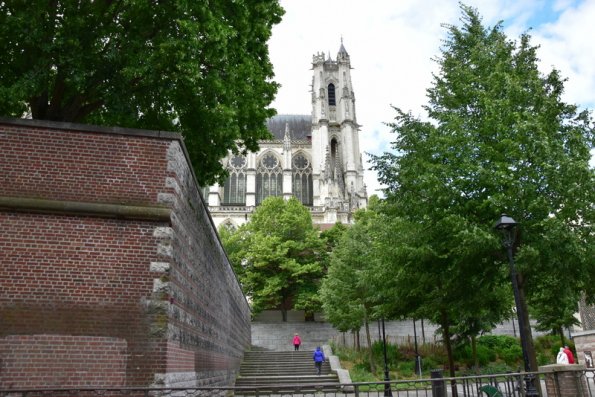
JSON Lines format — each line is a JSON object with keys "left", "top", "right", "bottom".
{"left": 579, "top": 298, "right": 595, "bottom": 330}
{"left": 539, "top": 364, "right": 590, "bottom": 397}
{"left": 207, "top": 43, "right": 367, "bottom": 229}
{"left": 572, "top": 330, "right": 595, "bottom": 368}
{"left": 251, "top": 315, "right": 541, "bottom": 352}
{"left": 0, "top": 118, "right": 251, "bottom": 389}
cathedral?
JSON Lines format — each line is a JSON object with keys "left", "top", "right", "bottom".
{"left": 206, "top": 42, "right": 368, "bottom": 228}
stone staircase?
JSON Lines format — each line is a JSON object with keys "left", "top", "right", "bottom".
{"left": 235, "top": 350, "right": 341, "bottom": 389}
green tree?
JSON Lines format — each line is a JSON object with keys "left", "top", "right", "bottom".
{"left": 320, "top": 208, "right": 383, "bottom": 374}
{"left": 0, "top": 0, "right": 283, "bottom": 184}
{"left": 530, "top": 274, "right": 580, "bottom": 346}
{"left": 371, "top": 4, "right": 594, "bottom": 381}
{"left": 374, "top": 210, "right": 508, "bottom": 383}
{"left": 220, "top": 197, "right": 326, "bottom": 322}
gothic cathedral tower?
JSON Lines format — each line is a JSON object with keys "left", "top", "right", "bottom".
{"left": 311, "top": 42, "right": 367, "bottom": 219}
{"left": 206, "top": 41, "right": 367, "bottom": 229}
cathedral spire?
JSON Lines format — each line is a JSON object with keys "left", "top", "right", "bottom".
{"left": 338, "top": 37, "right": 348, "bottom": 56}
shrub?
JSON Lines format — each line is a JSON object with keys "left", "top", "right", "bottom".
{"left": 422, "top": 357, "right": 441, "bottom": 371}
{"left": 478, "top": 335, "right": 519, "bottom": 351}
{"left": 372, "top": 341, "right": 401, "bottom": 368}
{"left": 537, "top": 352, "right": 553, "bottom": 366}
{"left": 500, "top": 345, "right": 523, "bottom": 366}
{"left": 353, "top": 361, "right": 372, "bottom": 373}
{"left": 349, "top": 365, "right": 378, "bottom": 382}
{"left": 476, "top": 345, "right": 495, "bottom": 366}
{"left": 453, "top": 345, "right": 472, "bottom": 368}
{"left": 333, "top": 343, "right": 362, "bottom": 362}
{"left": 452, "top": 343, "right": 493, "bottom": 369}
{"left": 481, "top": 362, "right": 516, "bottom": 374}
{"left": 397, "top": 361, "right": 415, "bottom": 378}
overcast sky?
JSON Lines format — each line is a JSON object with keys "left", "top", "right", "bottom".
{"left": 267, "top": 0, "right": 595, "bottom": 197}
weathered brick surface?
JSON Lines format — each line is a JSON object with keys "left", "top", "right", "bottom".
{"left": 0, "top": 335, "right": 127, "bottom": 388}
{"left": 539, "top": 364, "right": 590, "bottom": 397}
{"left": 0, "top": 118, "right": 250, "bottom": 389}
{"left": 572, "top": 330, "right": 595, "bottom": 368}
{"left": 0, "top": 123, "right": 169, "bottom": 204}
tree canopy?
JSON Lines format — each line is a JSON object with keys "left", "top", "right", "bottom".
{"left": 220, "top": 197, "right": 326, "bottom": 321}
{"left": 320, "top": 205, "right": 386, "bottom": 372}
{"left": 0, "top": 0, "right": 284, "bottom": 184}
{"left": 370, "top": 4, "right": 594, "bottom": 379}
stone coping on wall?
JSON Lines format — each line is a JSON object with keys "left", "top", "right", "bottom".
{"left": 539, "top": 363, "right": 588, "bottom": 372}
{"left": 572, "top": 330, "right": 595, "bottom": 338}
{"left": 0, "top": 116, "right": 181, "bottom": 140}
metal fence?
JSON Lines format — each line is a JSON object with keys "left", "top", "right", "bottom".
{"left": 1, "top": 370, "right": 594, "bottom": 397}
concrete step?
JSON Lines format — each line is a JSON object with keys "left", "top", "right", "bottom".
{"left": 240, "top": 362, "right": 331, "bottom": 369}
{"left": 243, "top": 352, "right": 314, "bottom": 359}
{"left": 237, "top": 349, "right": 340, "bottom": 388}
{"left": 240, "top": 365, "right": 331, "bottom": 375}
{"left": 235, "top": 375, "right": 339, "bottom": 386}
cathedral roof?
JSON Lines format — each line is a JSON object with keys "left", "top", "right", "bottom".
{"left": 266, "top": 115, "right": 311, "bottom": 140}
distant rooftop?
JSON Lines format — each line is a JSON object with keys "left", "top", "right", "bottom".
{"left": 266, "top": 115, "right": 311, "bottom": 140}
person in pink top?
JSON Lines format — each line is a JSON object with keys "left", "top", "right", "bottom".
{"left": 293, "top": 333, "right": 302, "bottom": 351}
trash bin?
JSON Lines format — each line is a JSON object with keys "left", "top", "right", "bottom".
{"left": 431, "top": 369, "right": 445, "bottom": 397}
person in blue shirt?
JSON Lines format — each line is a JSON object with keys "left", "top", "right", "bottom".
{"left": 313, "top": 346, "right": 326, "bottom": 375}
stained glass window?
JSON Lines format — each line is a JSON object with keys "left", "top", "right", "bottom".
{"left": 292, "top": 154, "right": 313, "bottom": 205}
{"left": 223, "top": 156, "right": 247, "bottom": 205}
{"left": 256, "top": 153, "right": 283, "bottom": 204}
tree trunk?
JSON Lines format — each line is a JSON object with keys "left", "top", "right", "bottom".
{"left": 471, "top": 335, "right": 479, "bottom": 374}
{"left": 364, "top": 314, "right": 376, "bottom": 374}
{"left": 281, "top": 308, "right": 287, "bottom": 322}
{"left": 441, "top": 310, "right": 458, "bottom": 396}
{"left": 558, "top": 326, "right": 565, "bottom": 346}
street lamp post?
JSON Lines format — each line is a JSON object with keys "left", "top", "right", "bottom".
{"left": 494, "top": 214, "right": 539, "bottom": 397}
{"left": 381, "top": 317, "right": 393, "bottom": 397}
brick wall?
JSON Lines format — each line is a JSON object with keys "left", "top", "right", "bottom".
{"left": 0, "top": 335, "right": 127, "bottom": 388}
{"left": 539, "top": 364, "right": 590, "bottom": 397}
{"left": 572, "top": 330, "right": 595, "bottom": 368}
{"left": 0, "top": 118, "right": 251, "bottom": 389}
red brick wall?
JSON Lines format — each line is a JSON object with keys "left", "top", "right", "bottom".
{"left": 0, "top": 123, "right": 169, "bottom": 204}
{"left": 0, "top": 335, "right": 127, "bottom": 388}
{"left": 158, "top": 132, "right": 251, "bottom": 387}
{"left": 0, "top": 118, "right": 251, "bottom": 390}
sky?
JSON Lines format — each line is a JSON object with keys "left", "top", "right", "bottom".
{"left": 267, "top": 0, "right": 595, "bottom": 197}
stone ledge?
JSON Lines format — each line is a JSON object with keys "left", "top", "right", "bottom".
{"left": 0, "top": 196, "right": 171, "bottom": 222}
{"left": 539, "top": 363, "right": 587, "bottom": 372}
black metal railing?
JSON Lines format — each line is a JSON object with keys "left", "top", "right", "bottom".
{"left": 1, "top": 369, "right": 594, "bottom": 397}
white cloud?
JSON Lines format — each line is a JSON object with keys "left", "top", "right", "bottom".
{"left": 268, "top": 0, "right": 595, "bottom": 196}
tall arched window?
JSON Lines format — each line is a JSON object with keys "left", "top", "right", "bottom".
{"left": 223, "top": 156, "right": 247, "bottom": 205}
{"left": 331, "top": 138, "right": 339, "bottom": 172}
{"left": 292, "top": 154, "right": 313, "bottom": 205}
{"left": 256, "top": 153, "right": 283, "bottom": 204}
{"left": 328, "top": 83, "right": 336, "bottom": 106}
